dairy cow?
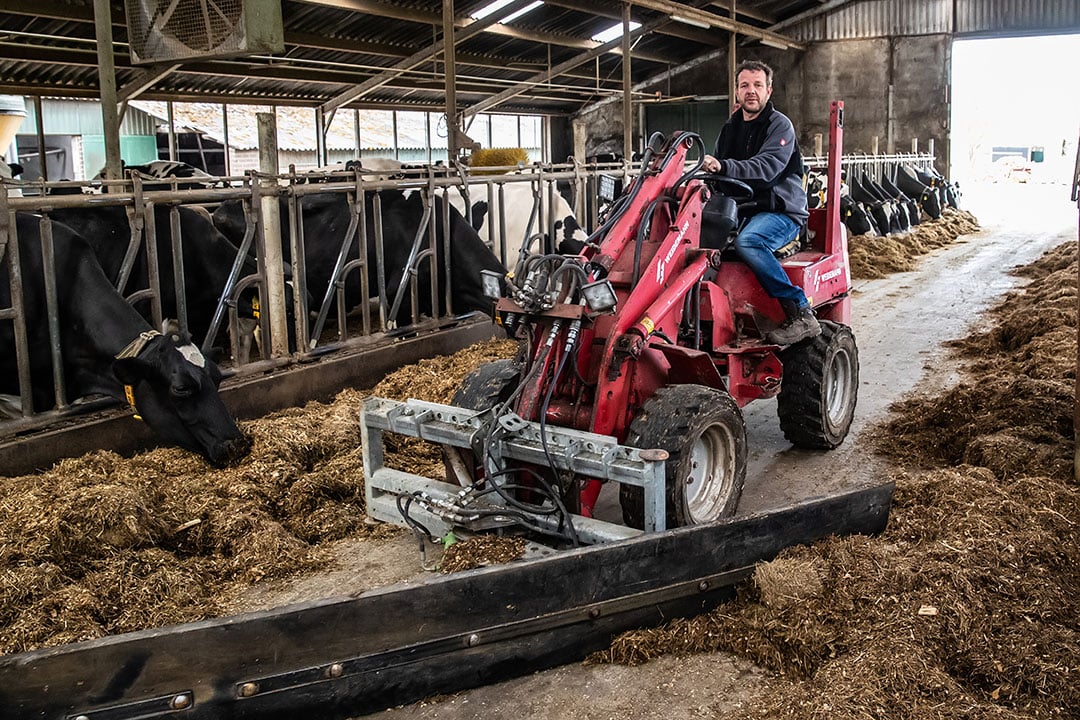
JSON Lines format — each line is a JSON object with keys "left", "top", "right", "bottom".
{"left": 94, "top": 160, "right": 218, "bottom": 189}
{"left": 895, "top": 166, "right": 944, "bottom": 219}
{"left": 323, "top": 158, "right": 589, "bottom": 256}
{"left": 212, "top": 188, "right": 506, "bottom": 328}
{"left": 46, "top": 204, "right": 269, "bottom": 359}
{"left": 1, "top": 213, "right": 251, "bottom": 466}
{"left": 446, "top": 181, "right": 588, "bottom": 257}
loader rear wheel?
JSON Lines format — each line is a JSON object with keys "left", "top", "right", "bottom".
{"left": 777, "top": 321, "right": 858, "bottom": 449}
{"left": 620, "top": 384, "right": 746, "bottom": 530}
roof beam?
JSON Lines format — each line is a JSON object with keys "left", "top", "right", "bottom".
{"left": 707, "top": 0, "right": 774, "bottom": 24}
{"left": 577, "top": 44, "right": 727, "bottom": 116}
{"left": 543, "top": 0, "right": 720, "bottom": 46}
{"left": 0, "top": 42, "right": 604, "bottom": 107}
{"left": 117, "top": 62, "right": 181, "bottom": 104}
{"left": 466, "top": 15, "right": 669, "bottom": 117}
{"left": 285, "top": 31, "right": 548, "bottom": 73}
{"left": 319, "top": 0, "right": 538, "bottom": 116}
{"left": 627, "top": 0, "right": 804, "bottom": 49}
{"left": 293, "top": 0, "right": 674, "bottom": 63}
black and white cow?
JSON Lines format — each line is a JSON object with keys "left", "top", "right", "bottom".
{"left": 325, "top": 158, "right": 589, "bottom": 256}
{"left": 46, "top": 204, "right": 269, "bottom": 359}
{"left": 446, "top": 181, "right": 588, "bottom": 257}
{"left": 212, "top": 188, "right": 506, "bottom": 327}
{"left": 1, "top": 212, "right": 251, "bottom": 466}
{"left": 95, "top": 160, "right": 218, "bottom": 189}
{"left": 896, "top": 166, "right": 946, "bottom": 218}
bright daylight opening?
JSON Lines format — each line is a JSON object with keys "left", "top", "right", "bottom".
{"left": 949, "top": 32, "right": 1080, "bottom": 227}
{"left": 591, "top": 21, "right": 641, "bottom": 43}
{"left": 470, "top": 0, "right": 543, "bottom": 22}
{"left": 950, "top": 33, "right": 1080, "bottom": 189}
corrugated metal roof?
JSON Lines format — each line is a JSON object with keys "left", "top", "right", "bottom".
{"left": 0, "top": 0, "right": 821, "bottom": 115}
{"left": 787, "top": 0, "right": 1079, "bottom": 41}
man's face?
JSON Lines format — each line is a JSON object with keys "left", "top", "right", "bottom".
{"left": 735, "top": 69, "right": 772, "bottom": 117}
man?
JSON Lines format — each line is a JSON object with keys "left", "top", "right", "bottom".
{"left": 703, "top": 60, "right": 820, "bottom": 346}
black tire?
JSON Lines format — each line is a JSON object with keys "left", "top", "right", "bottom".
{"left": 445, "top": 360, "right": 521, "bottom": 486}
{"left": 777, "top": 321, "right": 858, "bottom": 449}
{"left": 451, "top": 359, "right": 521, "bottom": 411}
{"left": 620, "top": 384, "right": 747, "bottom": 530}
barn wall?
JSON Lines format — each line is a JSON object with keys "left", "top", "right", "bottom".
{"left": 578, "top": 34, "right": 951, "bottom": 172}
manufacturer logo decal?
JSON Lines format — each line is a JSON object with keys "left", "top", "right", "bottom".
{"left": 656, "top": 219, "right": 691, "bottom": 283}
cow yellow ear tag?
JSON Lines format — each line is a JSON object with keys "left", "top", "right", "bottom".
{"left": 124, "top": 385, "right": 143, "bottom": 421}
{"left": 251, "top": 296, "right": 260, "bottom": 320}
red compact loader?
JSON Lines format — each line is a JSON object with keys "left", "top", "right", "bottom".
{"left": 363, "top": 101, "right": 857, "bottom": 542}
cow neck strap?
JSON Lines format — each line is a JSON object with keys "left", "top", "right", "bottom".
{"left": 115, "top": 330, "right": 161, "bottom": 361}
{"left": 116, "top": 330, "right": 160, "bottom": 422}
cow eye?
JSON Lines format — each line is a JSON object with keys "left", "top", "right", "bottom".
{"left": 171, "top": 381, "right": 196, "bottom": 399}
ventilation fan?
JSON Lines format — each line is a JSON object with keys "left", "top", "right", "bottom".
{"left": 125, "top": 0, "right": 283, "bottom": 65}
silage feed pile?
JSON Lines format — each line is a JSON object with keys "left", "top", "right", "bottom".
{"left": 0, "top": 338, "right": 518, "bottom": 655}
{"left": 849, "top": 208, "right": 981, "bottom": 279}
{"left": 598, "top": 241, "right": 1079, "bottom": 719}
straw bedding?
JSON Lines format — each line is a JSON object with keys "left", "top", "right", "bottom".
{"left": 848, "top": 208, "right": 981, "bottom": 279}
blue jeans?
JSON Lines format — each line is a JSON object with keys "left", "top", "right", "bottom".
{"left": 732, "top": 212, "right": 808, "bottom": 307}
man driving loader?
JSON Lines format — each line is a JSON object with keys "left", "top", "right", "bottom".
{"left": 702, "top": 59, "right": 820, "bottom": 345}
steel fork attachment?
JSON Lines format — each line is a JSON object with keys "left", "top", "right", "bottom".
{"left": 362, "top": 397, "right": 670, "bottom": 542}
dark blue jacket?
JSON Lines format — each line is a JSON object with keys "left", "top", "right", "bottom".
{"left": 714, "top": 102, "right": 808, "bottom": 226}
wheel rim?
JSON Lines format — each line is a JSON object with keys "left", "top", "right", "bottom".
{"left": 825, "top": 344, "right": 855, "bottom": 429}
{"left": 685, "top": 423, "right": 737, "bottom": 523}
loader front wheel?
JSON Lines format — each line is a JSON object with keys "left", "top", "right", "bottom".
{"left": 445, "top": 360, "right": 522, "bottom": 486}
{"left": 620, "top": 385, "right": 746, "bottom": 530}
{"left": 451, "top": 359, "right": 522, "bottom": 411}
{"left": 777, "top": 321, "right": 859, "bottom": 449}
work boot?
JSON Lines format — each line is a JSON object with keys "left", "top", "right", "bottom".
{"left": 766, "top": 300, "right": 821, "bottom": 345}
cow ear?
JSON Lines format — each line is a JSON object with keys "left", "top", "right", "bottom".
{"left": 112, "top": 355, "right": 150, "bottom": 386}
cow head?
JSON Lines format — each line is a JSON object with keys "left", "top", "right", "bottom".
{"left": 112, "top": 331, "right": 251, "bottom": 467}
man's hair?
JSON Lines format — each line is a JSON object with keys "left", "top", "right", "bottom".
{"left": 735, "top": 60, "right": 773, "bottom": 87}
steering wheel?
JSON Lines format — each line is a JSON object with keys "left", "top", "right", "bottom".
{"left": 696, "top": 174, "right": 755, "bottom": 201}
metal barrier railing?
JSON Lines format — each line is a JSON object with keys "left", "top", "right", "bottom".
{"left": 804, "top": 151, "right": 939, "bottom": 181}
{"left": 0, "top": 161, "right": 631, "bottom": 433}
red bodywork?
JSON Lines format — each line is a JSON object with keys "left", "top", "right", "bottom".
{"left": 496, "top": 102, "right": 848, "bottom": 517}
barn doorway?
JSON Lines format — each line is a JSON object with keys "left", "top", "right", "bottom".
{"left": 950, "top": 32, "right": 1080, "bottom": 188}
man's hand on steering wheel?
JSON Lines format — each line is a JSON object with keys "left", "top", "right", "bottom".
{"left": 702, "top": 154, "right": 723, "bottom": 174}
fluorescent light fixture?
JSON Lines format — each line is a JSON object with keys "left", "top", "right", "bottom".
{"left": 591, "top": 21, "right": 642, "bottom": 43}
{"left": 670, "top": 15, "right": 710, "bottom": 29}
{"left": 759, "top": 37, "right": 788, "bottom": 50}
{"left": 471, "top": 0, "right": 543, "bottom": 21}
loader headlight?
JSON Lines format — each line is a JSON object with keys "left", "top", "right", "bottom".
{"left": 581, "top": 279, "right": 617, "bottom": 313}
{"left": 481, "top": 270, "right": 505, "bottom": 300}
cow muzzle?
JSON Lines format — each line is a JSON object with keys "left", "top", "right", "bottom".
{"left": 208, "top": 433, "right": 253, "bottom": 468}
